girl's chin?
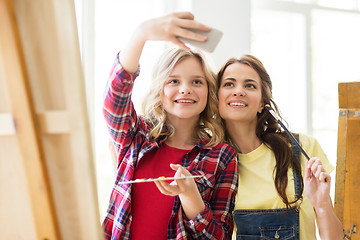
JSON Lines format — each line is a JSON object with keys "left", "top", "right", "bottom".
{"left": 222, "top": 115, "right": 254, "bottom": 122}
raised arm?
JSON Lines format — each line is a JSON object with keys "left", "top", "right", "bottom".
{"left": 119, "top": 11, "right": 209, "bottom": 73}
{"left": 103, "top": 12, "right": 210, "bottom": 162}
{"left": 304, "top": 157, "right": 343, "bottom": 240}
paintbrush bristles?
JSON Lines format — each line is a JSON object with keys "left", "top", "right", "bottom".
{"left": 264, "top": 104, "right": 280, "bottom": 121}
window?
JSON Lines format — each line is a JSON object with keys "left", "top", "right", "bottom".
{"left": 252, "top": 0, "right": 360, "bottom": 199}
{"left": 76, "top": 0, "right": 360, "bottom": 220}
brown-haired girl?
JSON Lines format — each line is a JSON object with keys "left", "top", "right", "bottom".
{"left": 217, "top": 55, "right": 342, "bottom": 240}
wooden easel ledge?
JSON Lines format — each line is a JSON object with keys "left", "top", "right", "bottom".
{"left": 0, "top": 111, "right": 70, "bottom": 136}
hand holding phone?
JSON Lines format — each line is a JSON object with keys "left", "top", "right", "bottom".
{"left": 177, "top": 27, "right": 223, "bottom": 53}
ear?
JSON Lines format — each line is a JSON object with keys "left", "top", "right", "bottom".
{"left": 258, "top": 102, "right": 264, "bottom": 113}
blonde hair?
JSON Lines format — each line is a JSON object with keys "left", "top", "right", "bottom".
{"left": 141, "top": 47, "right": 223, "bottom": 147}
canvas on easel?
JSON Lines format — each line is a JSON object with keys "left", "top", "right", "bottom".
{"left": 0, "top": 0, "right": 102, "bottom": 239}
{"left": 335, "top": 82, "right": 360, "bottom": 239}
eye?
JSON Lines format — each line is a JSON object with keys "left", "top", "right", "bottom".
{"left": 168, "top": 79, "right": 179, "bottom": 84}
{"left": 245, "top": 83, "right": 256, "bottom": 89}
{"left": 223, "top": 81, "right": 234, "bottom": 87}
{"left": 193, "top": 79, "right": 204, "bottom": 85}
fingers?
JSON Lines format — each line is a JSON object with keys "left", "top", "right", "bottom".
{"left": 168, "top": 23, "right": 208, "bottom": 49}
{"left": 171, "top": 38, "right": 191, "bottom": 50}
{"left": 155, "top": 179, "right": 183, "bottom": 196}
{"left": 154, "top": 164, "right": 184, "bottom": 196}
{"left": 304, "top": 159, "right": 312, "bottom": 179}
{"left": 174, "top": 19, "right": 209, "bottom": 41}
{"left": 171, "top": 12, "right": 209, "bottom": 31}
{"left": 307, "top": 157, "right": 330, "bottom": 183}
{"left": 319, "top": 171, "right": 330, "bottom": 183}
{"left": 164, "top": 12, "right": 210, "bottom": 48}
{"left": 170, "top": 164, "right": 191, "bottom": 177}
{"left": 155, "top": 181, "right": 170, "bottom": 195}
{"left": 169, "top": 164, "right": 183, "bottom": 179}
{"left": 155, "top": 164, "right": 196, "bottom": 197}
{"left": 170, "top": 164, "right": 191, "bottom": 188}
{"left": 170, "top": 163, "right": 181, "bottom": 171}
{"left": 172, "top": 11, "right": 195, "bottom": 20}
{"left": 137, "top": 11, "right": 211, "bottom": 50}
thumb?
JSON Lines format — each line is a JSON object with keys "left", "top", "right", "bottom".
{"left": 170, "top": 164, "right": 181, "bottom": 171}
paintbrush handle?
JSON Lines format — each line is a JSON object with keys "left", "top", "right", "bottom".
{"left": 119, "top": 174, "right": 204, "bottom": 185}
{"left": 278, "top": 120, "right": 329, "bottom": 182}
{"left": 277, "top": 120, "right": 310, "bottom": 160}
{"left": 265, "top": 105, "right": 327, "bottom": 182}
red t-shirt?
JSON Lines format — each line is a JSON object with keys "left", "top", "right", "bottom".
{"left": 130, "top": 143, "right": 190, "bottom": 240}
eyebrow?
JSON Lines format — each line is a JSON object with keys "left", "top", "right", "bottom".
{"left": 223, "top": 77, "right": 259, "bottom": 84}
{"left": 169, "top": 74, "right": 206, "bottom": 79}
{"left": 223, "top": 77, "right": 236, "bottom": 82}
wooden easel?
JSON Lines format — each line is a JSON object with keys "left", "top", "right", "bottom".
{"left": 335, "top": 82, "right": 360, "bottom": 239}
{"left": 0, "top": 0, "right": 102, "bottom": 239}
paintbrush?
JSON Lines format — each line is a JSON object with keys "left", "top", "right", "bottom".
{"left": 264, "top": 104, "right": 310, "bottom": 160}
{"left": 119, "top": 174, "right": 204, "bottom": 185}
{"left": 265, "top": 104, "right": 327, "bottom": 182}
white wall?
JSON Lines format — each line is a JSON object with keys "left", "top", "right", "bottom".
{"left": 191, "top": 0, "right": 251, "bottom": 69}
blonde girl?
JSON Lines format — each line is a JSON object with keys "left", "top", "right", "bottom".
{"left": 102, "top": 12, "right": 238, "bottom": 240}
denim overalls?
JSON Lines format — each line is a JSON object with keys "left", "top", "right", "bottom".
{"left": 234, "top": 135, "right": 302, "bottom": 240}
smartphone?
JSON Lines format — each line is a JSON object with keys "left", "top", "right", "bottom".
{"left": 177, "top": 27, "right": 223, "bottom": 53}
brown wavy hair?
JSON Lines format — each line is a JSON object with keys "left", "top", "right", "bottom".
{"left": 217, "top": 55, "right": 303, "bottom": 209}
{"left": 141, "top": 47, "right": 224, "bottom": 147}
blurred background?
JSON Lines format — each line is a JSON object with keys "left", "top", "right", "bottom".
{"left": 73, "top": 0, "right": 360, "bottom": 220}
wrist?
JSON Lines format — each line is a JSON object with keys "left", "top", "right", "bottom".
{"left": 309, "top": 194, "right": 333, "bottom": 209}
{"left": 132, "top": 26, "right": 147, "bottom": 46}
{"left": 137, "top": 20, "right": 153, "bottom": 43}
{"left": 179, "top": 188, "right": 205, "bottom": 219}
{"left": 179, "top": 189, "right": 205, "bottom": 209}
{"left": 313, "top": 201, "right": 333, "bottom": 214}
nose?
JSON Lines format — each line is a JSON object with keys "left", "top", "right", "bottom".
{"left": 179, "top": 84, "right": 192, "bottom": 95}
{"left": 233, "top": 87, "right": 245, "bottom": 97}
{"left": 180, "top": 90, "right": 191, "bottom": 94}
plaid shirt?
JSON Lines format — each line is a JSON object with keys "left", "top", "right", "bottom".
{"left": 102, "top": 53, "right": 238, "bottom": 240}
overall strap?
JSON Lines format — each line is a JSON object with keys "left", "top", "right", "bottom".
{"left": 291, "top": 134, "right": 302, "bottom": 198}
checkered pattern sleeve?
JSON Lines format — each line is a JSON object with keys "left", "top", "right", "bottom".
{"left": 184, "top": 144, "right": 239, "bottom": 239}
{"left": 102, "top": 52, "right": 142, "bottom": 167}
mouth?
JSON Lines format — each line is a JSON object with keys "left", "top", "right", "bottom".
{"left": 228, "top": 102, "right": 247, "bottom": 107}
{"left": 174, "top": 99, "right": 196, "bottom": 103}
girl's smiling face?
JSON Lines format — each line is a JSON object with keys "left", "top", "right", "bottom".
{"left": 218, "top": 62, "right": 264, "bottom": 123}
{"left": 161, "top": 57, "right": 208, "bottom": 123}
